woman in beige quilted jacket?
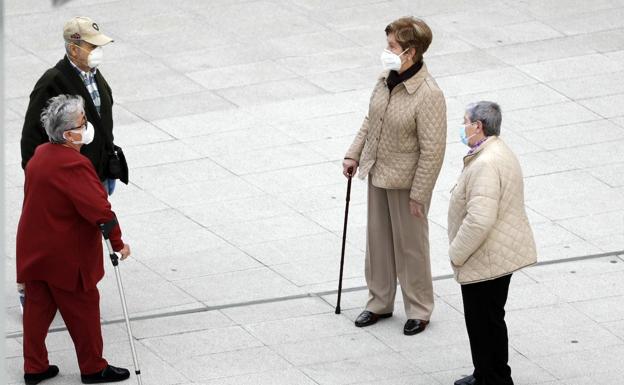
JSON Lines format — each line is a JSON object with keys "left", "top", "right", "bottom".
{"left": 448, "top": 101, "right": 537, "bottom": 385}
{"left": 342, "top": 16, "right": 447, "bottom": 336}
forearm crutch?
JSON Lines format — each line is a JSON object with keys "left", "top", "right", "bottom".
{"left": 335, "top": 170, "right": 353, "bottom": 314}
{"left": 100, "top": 219, "right": 143, "bottom": 385}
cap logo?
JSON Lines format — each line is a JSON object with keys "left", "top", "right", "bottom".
{"left": 71, "top": 33, "right": 81, "bottom": 39}
{"left": 92, "top": 23, "right": 99, "bottom": 31}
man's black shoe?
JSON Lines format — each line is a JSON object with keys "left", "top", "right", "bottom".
{"left": 24, "top": 365, "right": 59, "bottom": 385}
{"left": 403, "top": 319, "right": 429, "bottom": 335}
{"left": 81, "top": 365, "right": 130, "bottom": 384}
{"left": 454, "top": 374, "right": 477, "bottom": 385}
{"left": 354, "top": 310, "right": 392, "bottom": 327}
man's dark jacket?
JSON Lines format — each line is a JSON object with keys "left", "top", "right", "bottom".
{"left": 21, "top": 56, "right": 117, "bottom": 181}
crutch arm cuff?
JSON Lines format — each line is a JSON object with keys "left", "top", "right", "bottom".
{"left": 99, "top": 217, "right": 118, "bottom": 239}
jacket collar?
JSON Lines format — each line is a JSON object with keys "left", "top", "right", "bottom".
{"left": 380, "top": 62, "right": 429, "bottom": 95}
{"left": 57, "top": 56, "right": 102, "bottom": 123}
{"left": 463, "top": 136, "right": 498, "bottom": 166}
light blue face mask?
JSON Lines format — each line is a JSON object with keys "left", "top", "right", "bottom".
{"left": 460, "top": 123, "right": 476, "bottom": 146}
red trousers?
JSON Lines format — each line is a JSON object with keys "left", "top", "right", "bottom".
{"left": 23, "top": 280, "right": 108, "bottom": 374}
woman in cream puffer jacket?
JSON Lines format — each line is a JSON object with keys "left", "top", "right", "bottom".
{"left": 448, "top": 101, "right": 536, "bottom": 385}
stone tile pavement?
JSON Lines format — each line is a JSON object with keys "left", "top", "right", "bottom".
{"left": 3, "top": 0, "right": 624, "bottom": 383}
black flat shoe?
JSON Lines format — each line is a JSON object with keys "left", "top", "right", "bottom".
{"left": 403, "top": 319, "right": 429, "bottom": 335}
{"left": 24, "top": 365, "right": 59, "bottom": 384}
{"left": 81, "top": 365, "right": 130, "bottom": 384}
{"left": 454, "top": 374, "right": 477, "bottom": 385}
{"left": 354, "top": 310, "right": 392, "bottom": 327}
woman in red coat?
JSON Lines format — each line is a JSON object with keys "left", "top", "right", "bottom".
{"left": 16, "top": 94, "right": 131, "bottom": 384}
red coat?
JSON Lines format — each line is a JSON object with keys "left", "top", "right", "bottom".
{"left": 16, "top": 143, "right": 124, "bottom": 291}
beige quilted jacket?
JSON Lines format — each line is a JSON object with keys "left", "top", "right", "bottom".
{"left": 447, "top": 136, "right": 537, "bottom": 284}
{"left": 345, "top": 64, "right": 447, "bottom": 204}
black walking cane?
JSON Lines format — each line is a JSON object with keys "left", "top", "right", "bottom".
{"left": 100, "top": 219, "right": 143, "bottom": 385}
{"left": 335, "top": 168, "right": 353, "bottom": 314}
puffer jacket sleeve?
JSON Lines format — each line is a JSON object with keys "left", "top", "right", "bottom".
{"left": 449, "top": 162, "right": 500, "bottom": 266}
{"left": 345, "top": 115, "right": 370, "bottom": 162}
{"left": 410, "top": 88, "right": 447, "bottom": 203}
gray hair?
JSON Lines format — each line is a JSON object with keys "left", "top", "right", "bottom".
{"left": 64, "top": 39, "right": 81, "bottom": 56}
{"left": 40, "top": 94, "right": 85, "bottom": 144}
{"left": 465, "top": 101, "right": 502, "bottom": 136}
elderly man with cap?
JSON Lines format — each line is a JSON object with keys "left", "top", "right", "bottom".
{"left": 20, "top": 16, "right": 127, "bottom": 194}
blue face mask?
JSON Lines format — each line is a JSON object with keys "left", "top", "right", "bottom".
{"left": 460, "top": 124, "right": 476, "bottom": 146}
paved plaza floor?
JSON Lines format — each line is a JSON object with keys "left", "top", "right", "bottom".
{"left": 4, "top": 0, "right": 624, "bottom": 383}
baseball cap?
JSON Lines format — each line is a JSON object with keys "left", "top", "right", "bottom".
{"left": 63, "top": 16, "right": 113, "bottom": 46}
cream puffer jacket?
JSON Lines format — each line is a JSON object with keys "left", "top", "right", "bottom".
{"left": 345, "top": 64, "right": 447, "bottom": 204}
{"left": 447, "top": 136, "right": 537, "bottom": 284}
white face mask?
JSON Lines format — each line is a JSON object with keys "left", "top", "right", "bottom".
{"left": 87, "top": 46, "right": 103, "bottom": 69}
{"left": 66, "top": 121, "right": 95, "bottom": 145}
{"left": 380, "top": 48, "right": 408, "bottom": 71}
{"left": 72, "top": 43, "right": 103, "bottom": 69}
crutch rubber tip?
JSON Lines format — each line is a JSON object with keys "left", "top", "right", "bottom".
{"left": 335, "top": 307, "right": 341, "bottom": 314}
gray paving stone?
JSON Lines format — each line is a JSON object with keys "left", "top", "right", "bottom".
{"left": 181, "top": 125, "right": 298, "bottom": 158}
{"left": 173, "top": 267, "right": 305, "bottom": 305}
{"left": 544, "top": 7, "right": 624, "bottom": 35}
{"left": 511, "top": 325, "right": 620, "bottom": 358}
{"left": 201, "top": 368, "right": 318, "bottom": 385}
{"left": 149, "top": 176, "right": 264, "bottom": 208}
{"left": 131, "top": 310, "right": 233, "bottom": 339}
{"left": 506, "top": 102, "right": 601, "bottom": 132}
{"left": 111, "top": 121, "right": 173, "bottom": 147}
{"left": 518, "top": 53, "right": 624, "bottom": 82}
{"left": 301, "top": 352, "right": 422, "bottom": 385}
{"left": 437, "top": 67, "right": 537, "bottom": 97}
{"left": 123, "top": 139, "right": 204, "bottom": 168}
{"left": 188, "top": 60, "right": 298, "bottom": 90}
{"left": 239, "top": 231, "right": 361, "bottom": 266}
{"left": 486, "top": 35, "right": 597, "bottom": 65}
{"left": 222, "top": 296, "right": 332, "bottom": 325}
{"left": 548, "top": 70, "right": 624, "bottom": 100}
{"left": 215, "top": 78, "right": 327, "bottom": 107}
{"left": 455, "top": 21, "right": 563, "bottom": 49}
{"left": 556, "top": 211, "right": 624, "bottom": 241}
{"left": 519, "top": 119, "right": 624, "bottom": 151}
{"left": 578, "top": 93, "right": 624, "bottom": 119}
{"left": 152, "top": 108, "right": 261, "bottom": 139}
{"left": 537, "top": 344, "right": 624, "bottom": 380}
{"left": 572, "top": 296, "right": 624, "bottom": 323}
{"left": 120, "top": 90, "right": 235, "bottom": 121}
{"left": 272, "top": 331, "right": 391, "bottom": 366}
{"left": 146, "top": 245, "right": 262, "bottom": 281}
{"left": 244, "top": 312, "right": 359, "bottom": 346}
{"left": 172, "top": 346, "right": 292, "bottom": 382}
{"left": 143, "top": 325, "right": 263, "bottom": 362}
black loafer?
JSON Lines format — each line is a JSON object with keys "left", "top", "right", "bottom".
{"left": 81, "top": 365, "right": 130, "bottom": 384}
{"left": 24, "top": 365, "right": 59, "bottom": 384}
{"left": 354, "top": 310, "right": 392, "bottom": 327}
{"left": 403, "top": 319, "right": 429, "bottom": 335}
{"left": 454, "top": 374, "right": 477, "bottom": 385}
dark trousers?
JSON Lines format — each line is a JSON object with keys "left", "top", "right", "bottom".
{"left": 461, "top": 274, "right": 513, "bottom": 385}
{"left": 23, "top": 280, "right": 108, "bottom": 374}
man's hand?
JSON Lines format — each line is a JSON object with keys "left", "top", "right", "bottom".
{"left": 409, "top": 200, "right": 425, "bottom": 218}
{"left": 119, "top": 243, "right": 131, "bottom": 261}
{"left": 343, "top": 158, "right": 358, "bottom": 178}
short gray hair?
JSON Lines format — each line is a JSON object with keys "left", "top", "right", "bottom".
{"left": 465, "top": 101, "right": 502, "bottom": 136}
{"left": 40, "top": 94, "right": 85, "bottom": 144}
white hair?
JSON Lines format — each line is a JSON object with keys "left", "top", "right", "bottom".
{"left": 40, "top": 94, "right": 85, "bottom": 144}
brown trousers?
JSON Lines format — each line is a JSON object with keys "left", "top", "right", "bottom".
{"left": 364, "top": 180, "right": 434, "bottom": 320}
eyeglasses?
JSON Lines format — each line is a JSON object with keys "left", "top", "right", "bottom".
{"left": 67, "top": 118, "right": 87, "bottom": 132}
